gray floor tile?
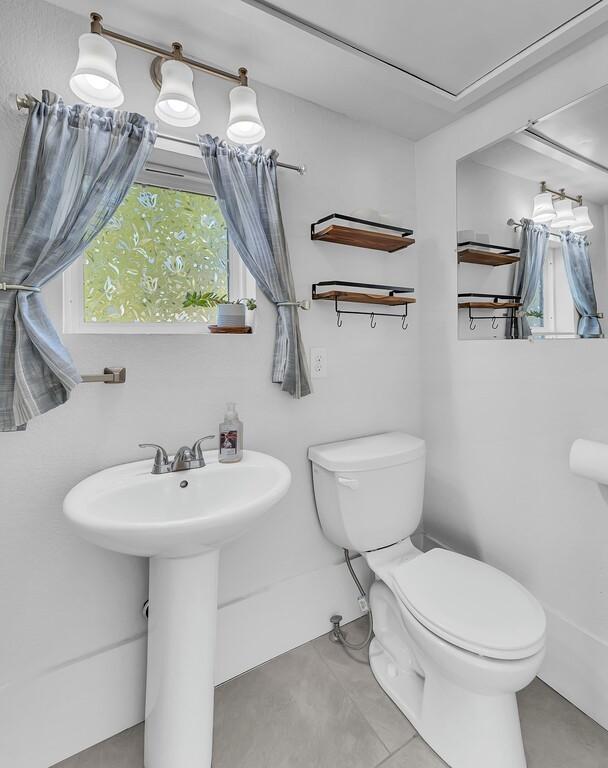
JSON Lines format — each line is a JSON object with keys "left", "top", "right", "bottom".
{"left": 212, "top": 641, "right": 389, "bottom": 768}
{"left": 313, "top": 618, "right": 416, "bottom": 753}
{"left": 99, "top": 724, "right": 143, "bottom": 767}
{"left": 50, "top": 725, "right": 143, "bottom": 768}
{"left": 518, "top": 678, "right": 608, "bottom": 768}
{"left": 377, "top": 736, "right": 447, "bottom": 767}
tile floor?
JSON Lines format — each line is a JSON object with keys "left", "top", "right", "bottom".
{"left": 53, "top": 618, "right": 608, "bottom": 768}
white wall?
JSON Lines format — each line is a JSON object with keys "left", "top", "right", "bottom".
{"left": 416, "top": 32, "right": 608, "bottom": 731}
{"left": 0, "top": 1, "right": 420, "bottom": 764}
{"left": 456, "top": 158, "right": 608, "bottom": 339}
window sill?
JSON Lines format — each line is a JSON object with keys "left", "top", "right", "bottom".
{"left": 63, "top": 322, "right": 256, "bottom": 335}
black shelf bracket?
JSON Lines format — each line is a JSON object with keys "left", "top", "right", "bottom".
{"left": 311, "top": 213, "right": 414, "bottom": 239}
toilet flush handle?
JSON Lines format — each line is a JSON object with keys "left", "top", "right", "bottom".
{"left": 337, "top": 476, "right": 359, "bottom": 489}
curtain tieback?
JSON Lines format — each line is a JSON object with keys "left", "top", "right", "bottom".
{"left": 0, "top": 282, "right": 40, "bottom": 293}
{"left": 276, "top": 299, "right": 311, "bottom": 310}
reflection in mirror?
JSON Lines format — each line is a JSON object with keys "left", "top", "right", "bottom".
{"left": 457, "top": 84, "right": 608, "bottom": 340}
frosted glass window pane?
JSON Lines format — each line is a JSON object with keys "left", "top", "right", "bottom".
{"left": 83, "top": 183, "right": 228, "bottom": 323}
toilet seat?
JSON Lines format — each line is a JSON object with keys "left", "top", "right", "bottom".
{"left": 390, "top": 549, "right": 546, "bottom": 660}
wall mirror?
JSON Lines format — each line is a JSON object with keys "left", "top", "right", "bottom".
{"left": 457, "top": 83, "right": 608, "bottom": 340}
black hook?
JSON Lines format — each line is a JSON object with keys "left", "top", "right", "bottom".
{"left": 469, "top": 318, "right": 477, "bottom": 331}
{"left": 336, "top": 311, "right": 343, "bottom": 328}
{"left": 370, "top": 313, "right": 377, "bottom": 329}
{"left": 491, "top": 317, "right": 499, "bottom": 330}
{"left": 401, "top": 315, "right": 408, "bottom": 331}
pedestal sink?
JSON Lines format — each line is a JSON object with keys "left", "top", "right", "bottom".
{"left": 64, "top": 449, "right": 291, "bottom": 768}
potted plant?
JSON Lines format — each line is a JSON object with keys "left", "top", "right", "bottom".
{"left": 183, "top": 291, "right": 257, "bottom": 328}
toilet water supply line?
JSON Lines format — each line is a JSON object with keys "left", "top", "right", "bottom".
{"left": 330, "top": 549, "right": 374, "bottom": 650}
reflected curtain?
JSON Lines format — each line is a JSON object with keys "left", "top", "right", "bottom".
{"left": 509, "top": 218, "right": 550, "bottom": 339}
{"left": 0, "top": 91, "right": 155, "bottom": 431}
{"left": 198, "top": 135, "right": 311, "bottom": 398}
{"left": 560, "top": 231, "right": 602, "bottom": 338}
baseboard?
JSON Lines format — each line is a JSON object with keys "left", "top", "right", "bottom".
{"left": 539, "top": 606, "right": 608, "bottom": 731}
{"left": 0, "top": 634, "right": 147, "bottom": 768}
{"left": 215, "top": 554, "right": 372, "bottom": 685}
{"left": 0, "top": 556, "right": 372, "bottom": 767}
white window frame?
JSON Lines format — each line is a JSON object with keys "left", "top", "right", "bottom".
{"left": 529, "top": 239, "right": 578, "bottom": 339}
{"left": 63, "top": 141, "right": 255, "bottom": 335}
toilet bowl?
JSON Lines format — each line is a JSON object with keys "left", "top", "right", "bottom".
{"left": 308, "top": 433, "right": 546, "bottom": 768}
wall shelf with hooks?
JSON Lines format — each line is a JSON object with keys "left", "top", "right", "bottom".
{"left": 311, "top": 214, "right": 415, "bottom": 253}
{"left": 312, "top": 281, "right": 415, "bottom": 329}
{"left": 458, "top": 293, "right": 521, "bottom": 331}
{"left": 458, "top": 241, "right": 520, "bottom": 267}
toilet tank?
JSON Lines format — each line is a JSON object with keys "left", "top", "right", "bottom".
{"left": 308, "top": 432, "right": 426, "bottom": 552}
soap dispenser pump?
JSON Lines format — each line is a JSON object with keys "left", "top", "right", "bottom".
{"left": 219, "top": 402, "right": 243, "bottom": 463}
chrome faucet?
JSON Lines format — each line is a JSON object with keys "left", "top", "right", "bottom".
{"left": 139, "top": 435, "right": 215, "bottom": 474}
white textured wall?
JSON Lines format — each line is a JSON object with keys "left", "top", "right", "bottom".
{"left": 0, "top": 0, "right": 419, "bottom": 763}
{"left": 416, "top": 33, "right": 608, "bottom": 730}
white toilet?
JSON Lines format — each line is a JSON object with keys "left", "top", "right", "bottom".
{"left": 309, "top": 432, "right": 546, "bottom": 768}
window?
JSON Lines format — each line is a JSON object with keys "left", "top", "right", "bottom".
{"left": 64, "top": 144, "right": 254, "bottom": 333}
{"left": 528, "top": 241, "right": 577, "bottom": 338}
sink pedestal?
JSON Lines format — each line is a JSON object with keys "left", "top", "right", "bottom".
{"left": 144, "top": 549, "right": 219, "bottom": 768}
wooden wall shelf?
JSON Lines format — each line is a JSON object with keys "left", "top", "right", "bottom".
{"left": 458, "top": 301, "right": 521, "bottom": 309}
{"left": 314, "top": 290, "right": 416, "bottom": 306}
{"left": 312, "top": 214, "right": 415, "bottom": 253}
{"left": 457, "top": 241, "right": 519, "bottom": 267}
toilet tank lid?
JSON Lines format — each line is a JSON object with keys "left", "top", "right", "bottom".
{"left": 308, "top": 432, "right": 425, "bottom": 472}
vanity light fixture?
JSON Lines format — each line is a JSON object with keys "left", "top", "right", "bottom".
{"left": 70, "top": 12, "right": 265, "bottom": 141}
{"left": 531, "top": 181, "right": 591, "bottom": 231}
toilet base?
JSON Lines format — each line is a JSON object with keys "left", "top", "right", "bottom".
{"left": 368, "top": 580, "right": 532, "bottom": 768}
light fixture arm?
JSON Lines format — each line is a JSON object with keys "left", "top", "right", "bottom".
{"left": 540, "top": 181, "right": 583, "bottom": 207}
{"left": 88, "top": 10, "right": 248, "bottom": 87}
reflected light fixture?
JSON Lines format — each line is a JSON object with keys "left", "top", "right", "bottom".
{"left": 551, "top": 199, "right": 576, "bottom": 230}
{"left": 70, "top": 12, "right": 265, "bottom": 142}
{"left": 571, "top": 205, "right": 594, "bottom": 233}
{"left": 531, "top": 191, "right": 555, "bottom": 223}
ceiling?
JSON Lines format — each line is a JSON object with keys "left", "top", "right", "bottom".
{"left": 468, "top": 84, "right": 608, "bottom": 204}
{"left": 47, "top": 0, "right": 608, "bottom": 139}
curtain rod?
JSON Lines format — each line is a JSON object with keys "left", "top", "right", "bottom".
{"left": 15, "top": 94, "right": 306, "bottom": 175}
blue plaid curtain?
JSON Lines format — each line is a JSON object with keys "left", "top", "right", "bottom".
{"left": 0, "top": 92, "right": 155, "bottom": 430}
{"left": 198, "top": 135, "right": 311, "bottom": 398}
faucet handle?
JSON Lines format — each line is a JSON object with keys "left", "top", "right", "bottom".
{"left": 192, "top": 435, "right": 215, "bottom": 459}
{"left": 139, "top": 443, "right": 169, "bottom": 473}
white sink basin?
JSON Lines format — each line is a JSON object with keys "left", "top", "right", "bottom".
{"left": 64, "top": 450, "right": 291, "bottom": 557}
{"left": 63, "top": 449, "right": 291, "bottom": 768}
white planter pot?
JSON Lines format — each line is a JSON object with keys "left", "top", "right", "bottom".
{"left": 216, "top": 303, "right": 246, "bottom": 327}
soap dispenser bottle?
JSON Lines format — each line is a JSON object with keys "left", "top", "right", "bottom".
{"left": 219, "top": 402, "right": 243, "bottom": 463}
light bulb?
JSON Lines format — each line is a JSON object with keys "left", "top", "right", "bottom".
{"left": 227, "top": 86, "right": 265, "bottom": 144}
{"left": 531, "top": 192, "right": 555, "bottom": 224}
{"left": 551, "top": 199, "right": 576, "bottom": 230}
{"left": 70, "top": 33, "right": 124, "bottom": 107}
{"left": 154, "top": 59, "right": 200, "bottom": 127}
{"left": 571, "top": 205, "right": 594, "bottom": 233}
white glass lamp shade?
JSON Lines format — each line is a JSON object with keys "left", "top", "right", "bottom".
{"left": 154, "top": 60, "right": 200, "bottom": 127}
{"left": 226, "top": 86, "right": 265, "bottom": 144}
{"left": 551, "top": 199, "right": 577, "bottom": 230}
{"left": 570, "top": 205, "right": 594, "bottom": 233}
{"left": 70, "top": 33, "right": 124, "bottom": 108}
{"left": 531, "top": 192, "right": 556, "bottom": 223}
